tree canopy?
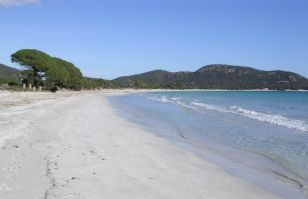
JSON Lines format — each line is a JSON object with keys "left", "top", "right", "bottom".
{"left": 53, "top": 57, "right": 83, "bottom": 89}
{"left": 11, "top": 49, "right": 84, "bottom": 90}
{"left": 11, "top": 49, "right": 52, "bottom": 87}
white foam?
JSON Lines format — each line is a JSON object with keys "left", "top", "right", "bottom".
{"left": 192, "top": 102, "right": 308, "bottom": 133}
{"left": 230, "top": 106, "right": 308, "bottom": 133}
{"left": 149, "top": 96, "right": 308, "bottom": 133}
{"left": 171, "top": 97, "right": 182, "bottom": 100}
{"left": 191, "top": 102, "right": 227, "bottom": 112}
{"left": 148, "top": 96, "right": 192, "bottom": 109}
{"left": 148, "top": 96, "right": 173, "bottom": 103}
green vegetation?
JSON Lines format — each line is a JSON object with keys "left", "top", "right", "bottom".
{"left": 10, "top": 49, "right": 85, "bottom": 91}
{"left": 2, "top": 51, "right": 308, "bottom": 91}
{"left": 0, "top": 64, "right": 21, "bottom": 86}
{"left": 114, "top": 65, "right": 308, "bottom": 90}
{"left": 11, "top": 50, "right": 52, "bottom": 87}
{"left": 0, "top": 49, "right": 118, "bottom": 91}
{"left": 52, "top": 58, "right": 83, "bottom": 90}
{"left": 83, "top": 77, "right": 122, "bottom": 89}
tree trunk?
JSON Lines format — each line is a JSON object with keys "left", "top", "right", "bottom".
{"left": 33, "top": 69, "right": 38, "bottom": 87}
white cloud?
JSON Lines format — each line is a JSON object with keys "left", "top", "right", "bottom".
{"left": 0, "top": 0, "right": 40, "bottom": 7}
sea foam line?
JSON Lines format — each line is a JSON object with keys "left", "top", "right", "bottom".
{"left": 148, "top": 95, "right": 308, "bottom": 133}
{"left": 192, "top": 102, "right": 308, "bottom": 133}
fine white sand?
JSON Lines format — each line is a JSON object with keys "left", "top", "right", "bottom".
{"left": 0, "top": 90, "right": 281, "bottom": 199}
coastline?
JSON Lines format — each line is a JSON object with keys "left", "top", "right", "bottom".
{"left": 0, "top": 90, "right": 286, "bottom": 198}
{"left": 109, "top": 91, "right": 308, "bottom": 199}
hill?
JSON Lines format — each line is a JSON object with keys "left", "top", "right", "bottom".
{"left": 0, "top": 64, "right": 20, "bottom": 77}
{"left": 0, "top": 64, "right": 21, "bottom": 85}
{"left": 114, "top": 64, "right": 308, "bottom": 90}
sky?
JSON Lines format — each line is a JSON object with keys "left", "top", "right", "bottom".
{"left": 0, "top": 0, "right": 308, "bottom": 79}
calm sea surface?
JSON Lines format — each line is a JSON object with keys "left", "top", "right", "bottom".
{"left": 109, "top": 91, "right": 308, "bottom": 198}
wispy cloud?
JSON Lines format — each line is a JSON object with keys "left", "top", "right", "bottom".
{"left": 0, "top": 0, "right": 40, "bottom": 7}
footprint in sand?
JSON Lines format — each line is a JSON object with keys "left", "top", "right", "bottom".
{"left": 0, "top": 183, "right": 10, "bottom": 192}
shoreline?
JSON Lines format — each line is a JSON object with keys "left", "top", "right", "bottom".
{"left": 109, "top": 92, "right": 308, "bottom": 199}
{"left": 0, "top": 90, "right": 294, "bottom": 198}
{"left": 1, "top": 88, "right": 307, "bottom": 95}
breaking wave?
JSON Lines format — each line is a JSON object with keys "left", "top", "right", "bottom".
{"left": 148, "top": 95, "right": 308, "bottom": 133}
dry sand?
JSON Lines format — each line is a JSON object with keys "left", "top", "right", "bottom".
{"left": 0, "top": 90, "right": 281, "bottom": 198}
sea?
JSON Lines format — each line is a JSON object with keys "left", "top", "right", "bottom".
{"left": 109, "top": 91, "right": 308, "bottom": 199}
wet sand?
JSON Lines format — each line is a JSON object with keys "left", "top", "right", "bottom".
{"left": 0, "top": 90, "right": 280, "bottom": 198}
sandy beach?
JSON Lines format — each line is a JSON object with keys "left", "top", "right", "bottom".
{"left": 0, "top": 90, "right": 282, "bottom": 199}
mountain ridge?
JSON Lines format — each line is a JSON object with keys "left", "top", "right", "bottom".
{"left": 2, "top": 63, "right": 308, "bottom": 90}
{"left": 0, "top": 63, "right": 20, "bottom": 77}
{"left": 115, "top": 64, "right": 308, "bottom": 90}
{"left": 0, "top": 63, "right": 21, "bottom": 85}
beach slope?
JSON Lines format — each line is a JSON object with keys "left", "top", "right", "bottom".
{"left": 0, "top": 91, "right": 280, "bottom": 199}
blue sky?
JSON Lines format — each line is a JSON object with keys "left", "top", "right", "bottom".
{"left": 0, "top": 0, "right": 307, "bottom": 79}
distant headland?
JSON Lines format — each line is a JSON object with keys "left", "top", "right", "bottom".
{"left": 1, "top": 49, "right": 308, "bottom": 91}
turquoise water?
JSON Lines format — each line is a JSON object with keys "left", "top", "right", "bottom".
{"left": 110, "top": 91, "right": 308, "bottom": 198}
